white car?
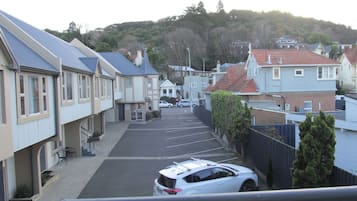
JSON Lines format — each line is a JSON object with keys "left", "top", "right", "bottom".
{"left": 153, "top": 158, "right": 258, "bottom": 196}
{"left": 177, "top": 100, "right": 197, "bottom": 108}
{"left": 159, "top": 100, "right": 173, "bottom": 108}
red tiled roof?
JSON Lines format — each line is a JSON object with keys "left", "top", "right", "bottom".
{"left": 252, "top": 49, "right": 339, "bottom": 66}
{"left": 344, "top": 46, "right": 357, "bottom": 64}
{"left": 207, "top": 66, "right": 257, "bottom": 93}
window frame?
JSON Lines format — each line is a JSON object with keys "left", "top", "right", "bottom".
{"left": 273, "top": 67, "right": 280, "bottom": 80}
{"left": 294, "top": 69, "right": 304, "bottom": 77}
{"left": 317, "top": 66, "right": 336, "bottom": 80}
{"left": 303, "top": 101, "right": 313, "bottom": 112}
{"left": 0, "top": 70, "right": 4, "bottom": 123}
{"left": 16, "top": 72, "right": 49, "bottom": 123}
{"left": 61, "top": 71, "right": 74, "bottom": 104}
{"left": 78, "top": 73, "right": 91, "bottom": 102}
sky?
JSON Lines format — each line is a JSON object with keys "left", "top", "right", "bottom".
{"left": 1, "top": 0, "right": 356, "bottom": 32}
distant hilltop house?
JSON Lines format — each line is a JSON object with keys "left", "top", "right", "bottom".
{"left": 275, "top": 36, "right": 298, "bottom": 48}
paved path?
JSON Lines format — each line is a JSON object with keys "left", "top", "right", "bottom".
{"left": 38, "top": 122, "right": 129, "bottom": 201}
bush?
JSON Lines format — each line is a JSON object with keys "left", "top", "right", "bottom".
{"left": 152, "top": 110, "right": 161, "bottom": 118}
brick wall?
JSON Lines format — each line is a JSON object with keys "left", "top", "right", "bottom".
{"left": 252, "top": 109, "right": 286, "bottom": 125}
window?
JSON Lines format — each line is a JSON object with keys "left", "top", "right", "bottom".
{"left": 106, "top": 79, "right": 112, "bottom": 98}
{"left": 304, "top": 101, "right": 312, "bottom": 112}
{"left": 125, "top": 77, "right": 133, "bottom": 88}
{"left": 17, "top": 73, "right": 49, "bottom": 121}
{"left": 147, "top": 78, "right": 153, "bottom": 89}
{"left": 101, "top": 78, "right": 106, "bottom": 98}
{"left": 273, "top": 67, "right": 280, "bottom": 79}
{"left": 61, "top": 71, "right": 73, "bottom": 102}
{"left": 78, "top": 74, "right": 90, "bottom": 100}
{"left": 28, "top": 75, "right": 40, "bottom": 114}
{"left": 317, "top": 66, "right": 336, "bottom": 80}
{"left": 163, "top": 89, "right": 167, "bottom": 95}
{"left": 0, "top": 71, "right": 4, "bottom": 123}
{"left": 95, "top": 77, "right": 99, "bottom": 98}
{"left": 294, "top": 69, "right": 304, "bottom": 77}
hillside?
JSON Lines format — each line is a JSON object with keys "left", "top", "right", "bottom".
{"left": 47, "top": 8, "right": 357, "bottom": 74}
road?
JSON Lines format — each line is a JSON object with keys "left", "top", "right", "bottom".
{"left": 78, "top": 107, "right": 243, "bottom": 198}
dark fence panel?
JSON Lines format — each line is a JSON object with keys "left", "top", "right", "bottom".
{"left": 193, "top": 106, "right": 212, "bottom": 128}
{"left": 243, "top": 128, "right": 296, "bottom": 189}
{"left": 331, "top": 166, "right": 357, "bottom": 186}
{"left": 252, "top": 124, "right": 295, "bottom": 147}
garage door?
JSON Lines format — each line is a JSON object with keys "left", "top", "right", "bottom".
{"left": 0, "top": 161, "right": 4, "bottom": 201}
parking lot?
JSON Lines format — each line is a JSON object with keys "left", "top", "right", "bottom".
{"left": 78, "top": 108, "right": 243, "bottom": 198}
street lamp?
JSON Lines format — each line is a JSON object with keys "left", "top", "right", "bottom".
{"left": 186, "top": 48, "right": 193, "bottom": 112}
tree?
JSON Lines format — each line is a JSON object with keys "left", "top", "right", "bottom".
{"left": 292, "top": 112, "right": 336, "bottom": 188}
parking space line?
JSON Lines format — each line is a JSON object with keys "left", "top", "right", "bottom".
{"left": 166, "top": 138, "right": 216, "bottom": 148}
{"left": 185, "top": 147, "right": 224, "bottom": 155}
{"left": 216, "top": 157, "right": 240, "bottom": 163}
{"left": 128, "top": 126, "right": 208, "bottom": 132}
{"left": 167, "top": 131, "right": 209, "bottom": 140}
{"left": 106, "top": 153, "right": 236, "bottom": 160}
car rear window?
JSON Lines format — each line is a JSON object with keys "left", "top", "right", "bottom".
{"left": 158, "top": 175, "right": 176, "bottom": 188}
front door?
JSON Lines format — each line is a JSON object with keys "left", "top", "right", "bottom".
{"left": 118, "top": 104, "right": 125, "bottom": 121}
{"left": 0, "top": 161, "right": 5, "bottom": 201}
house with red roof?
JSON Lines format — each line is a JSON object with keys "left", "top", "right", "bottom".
{"left": 247, "top": 49, "right": 340, "bottom": 112}
{"left": 338, "top": 46, "right": 357, "bottom": 92}
{"left": 206, "top": 49, "right": 340, "bottom": 112}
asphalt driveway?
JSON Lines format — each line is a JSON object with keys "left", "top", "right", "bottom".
{"left": 78, "top": 108, "right": 240, "bottom": 198}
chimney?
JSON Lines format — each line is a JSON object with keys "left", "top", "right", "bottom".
{"left": 267, "top": 55, "right": 271, "bottom": 64}
{"left": 216, "top": 60, "right": 221, "bottom": 72}
{"left": 134, "top": 50, "right": 143, "bottom": 66}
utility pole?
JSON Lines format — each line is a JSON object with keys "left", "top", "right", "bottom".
{"left": 186, "top": 48, "right": 193, "bottom": 112}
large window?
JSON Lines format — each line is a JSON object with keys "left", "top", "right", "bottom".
{"left": 304, "top": 101, "right": 312, "bottom": 112}
{"left": 125, "top": 77, "right": 133, "bottom": 88}
{"left": 317, "top": 66, "right": 336, "bottom": 80}
{"left": 17, "top": 73, "right": 49, "bottom": 121}
{"left": 0, "top": 71, "right": 4, "bottom": 123}
{"left": 273, "top": 67, "right": 280, "bottom": 80}
{"left": 78, "top": 74, "right": 90, "bottom": 100}
{"left": 95, "top": 77, "right": 99, "bottom": 98}
{"left": 61, "top": 71, "right": 73, "bottom": 102}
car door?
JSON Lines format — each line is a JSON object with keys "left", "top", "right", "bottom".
{"left": 184, "top": 168, "right": 229, "bottom": 194}
{"left": 210, "top": 167, "right": 237, "bottom": 192}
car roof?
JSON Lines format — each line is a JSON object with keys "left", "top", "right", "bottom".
{"left": 159, "top": 159, "right": 218, "bottom": 179}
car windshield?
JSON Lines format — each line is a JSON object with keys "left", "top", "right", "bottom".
{"left": 158, "top": 175, "right": 176, "bottom": 188}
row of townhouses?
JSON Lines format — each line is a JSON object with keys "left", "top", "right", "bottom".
{"left": 0, "top": 10, "right": 159, "bottom": 201}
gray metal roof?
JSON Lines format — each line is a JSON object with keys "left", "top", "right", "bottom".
{"left": 100, "top": 52, "right": 146, "bottom": 76}
{"left": 140, "top": 51, "right": 159, "bottom": 75}
{"left": 0, "top": 10, "right": 92, "bottom": 73}
{"left": 1, "top": 26, "right": 57, "bottom": 73}
{"left": 79, "top": 57, "right": 98, "bottom": 73}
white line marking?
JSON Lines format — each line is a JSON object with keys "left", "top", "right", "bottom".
{"left": 166, "top": 138, "right": 216, "bottom": 148}
{"left": 167, "top": 131, "right": 209, "bottom": 140}
{"left": 186, "top": 147, "right": 224, "bottom": 155}
{"left": 128, "top": 126, "right": 208, "bottom": 132}
{"left": 107, "top": 153, "right": 236, "bottom": 160}
{"left": 216, "top": 157, "right": 239, "bottom": 163}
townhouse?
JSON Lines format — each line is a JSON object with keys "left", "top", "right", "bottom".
{"left": 100, "top": 50, "right": 160, "bottom": 122}
{"left": 0, "top": 10, "right": 114, "bottom": 200}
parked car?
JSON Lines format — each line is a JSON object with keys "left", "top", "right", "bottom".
{"left": 153, "top": 158, "right": 258, "bottom": 196}
{"left": 177, "top": 100, "right": 197, "bottom": 108}
{"left": 159, "top": 100, "right": 173, "bottom": 108}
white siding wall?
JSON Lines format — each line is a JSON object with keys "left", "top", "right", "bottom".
{"left": 60, "top": 74, "right": 91, "bottom": 124}
{"left": 287, "top": 113, "right": 357, "bottom": 176}
{"left": 345, "top": 97, "right": 357, "bottom": 122}
{"left": 133, "top": 77, "right": 144, "bottom": 101}
{"left": 11, "top": 74, "right": 56, "bottom": 151}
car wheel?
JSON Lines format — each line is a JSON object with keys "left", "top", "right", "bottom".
{"left": 239, "top": 180, "right": 256, "bottom": 192}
